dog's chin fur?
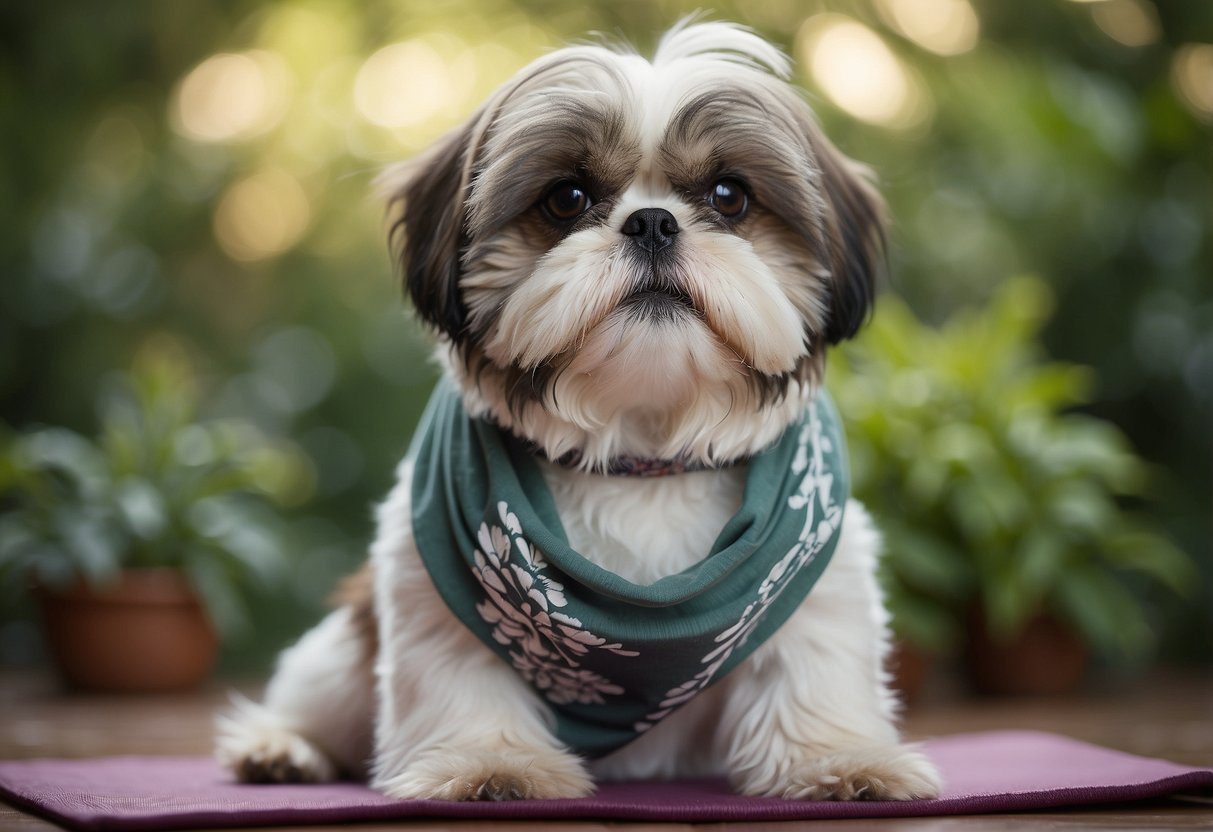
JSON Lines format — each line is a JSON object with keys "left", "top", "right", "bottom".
{"left": 445, "top": 324, "right": 812, "bottom": 468}
{"left": 215, "top": 20, "right": 942, "bottom": 804}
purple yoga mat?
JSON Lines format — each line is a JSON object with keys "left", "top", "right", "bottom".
{"left": 0, "top": 731, "right": 1209, "bottom": 830}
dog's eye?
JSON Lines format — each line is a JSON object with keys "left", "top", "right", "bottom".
{"left": 709, "top": 178, "right": 748, "bottom": 219}
{"left": 543, "top": 182, "right": 592, "bottom": 222}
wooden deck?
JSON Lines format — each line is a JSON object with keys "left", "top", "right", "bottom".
{"left": 1, "top": 670, "right": 1210, "bottom": 830}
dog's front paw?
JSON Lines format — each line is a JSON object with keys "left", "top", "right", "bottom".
{"left": 215, "top": 704, "right": 337, "bottom": 784}
{"left": 744, "top": 744, "right": 941, "bottom": 801}
{"left": 374, "top": 745, "right": 594, "bottom": 801}
{"left": 783, "top": 745, "right": 941, "bottom": 801}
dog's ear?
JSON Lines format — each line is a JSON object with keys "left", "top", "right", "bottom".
{"left": 806, "top": 126, "right": 886, "bottom": 344}
{"left": 383, "top": 120, "right": 477, "bottom": 340}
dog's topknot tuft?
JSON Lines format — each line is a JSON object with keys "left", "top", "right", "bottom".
{"left": 653, "top": 18, "right": 791, "bottom": 80}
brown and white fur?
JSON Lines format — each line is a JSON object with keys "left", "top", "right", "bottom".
{"left": 215, "top": 20, "right": 942, "bottom": 803}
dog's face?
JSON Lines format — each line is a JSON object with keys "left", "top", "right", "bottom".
{"left": 387, "top": 22, "right": 884, "bottom": 467}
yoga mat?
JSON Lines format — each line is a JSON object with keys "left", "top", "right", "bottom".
{"left": 1, "top": 731, "right": 1209, "bottom": 830}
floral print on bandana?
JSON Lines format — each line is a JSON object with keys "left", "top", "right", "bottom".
{"left": 632, "top": 400, "right": 843, "bottom": 733}
{"left": 472, "top": 501, "right": 638, "bottom": 705}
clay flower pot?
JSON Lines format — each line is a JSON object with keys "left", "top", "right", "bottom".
{"left": 964, "top": 609, "right": 1088, "bottom": 696}
{"left": 37, "top": 568, "right": 218, "bottom": 693}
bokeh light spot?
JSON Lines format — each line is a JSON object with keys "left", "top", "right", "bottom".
{"left": 172, "top": 51, "right": 291, "bottom": 143}
{"left": 1090, "top": 0, "right": 1160, "bottom": 47}
{"left": 797, "top": 15, "right": 930, "bottom": 129}
{"left": 253, "top": 326, "right": 337, "bottom": 413}
{"left": 354, "top": 39, "right": 472, "bottom": 129}
{"left": 875, "top": 0, "right": 980, "bottom": 56}
{"left": 1171, "top": 43, "right": 1213, "bottom": 121}
{"left": 213, "top": 169, "right": 311, "bottom": 262}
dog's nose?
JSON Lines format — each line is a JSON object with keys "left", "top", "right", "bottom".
{"left": 621, "top": 208, "right": 680, "bottom": 254}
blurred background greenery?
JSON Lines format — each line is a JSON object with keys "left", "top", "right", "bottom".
{"left": 0, "top": 0, "right": 1209, "bottom": 679}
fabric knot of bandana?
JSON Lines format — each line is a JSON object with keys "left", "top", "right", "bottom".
{"left": 409, "top": 380, "right": 849, "bottom": 758}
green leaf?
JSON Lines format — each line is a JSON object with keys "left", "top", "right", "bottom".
{"left": 184, "top": 553, "right": 246, "bottom": 638}
{"left": 1100, "top": 529, "right": 1197, "bottom": 594}
{"left": 885, "top": 590, "right": 960, "bottom": 653}
{"left": 1054, "top": 566, "right": 1152, "bottom": 656}
{"left": 1047, "top": 479, "right": 1116, "bottom": 534}
{"left": 981, "top": 565, "right": 1036, "bottom": 640}
{"left": 1017, "top": 527, "right": 1066, "bottom": 592}
{"left": 881, "top": 521, "right": 974, "bottom": 600}
{"left": 115, "top": 477, "right": 168, "bottom": 541}
{"left": 53, "top": 506, "right": 123, "bottom": 584}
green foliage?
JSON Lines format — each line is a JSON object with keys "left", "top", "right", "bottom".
{"left": 829, "top": 276, "right": 1196, "bottom": 657}
{"left": 0, "top": 0, "right": 1208, "bottom": 665}
{"left": 0, "top": 357, "right": 310, "bottom": 635}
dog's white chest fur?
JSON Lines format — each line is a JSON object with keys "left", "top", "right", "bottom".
{"left": 541, "top": 462, "right": 747, "bottom": 585}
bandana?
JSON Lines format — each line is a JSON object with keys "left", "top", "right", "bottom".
{"left": 408, "top": 379, "right": 848, "bottom": 758}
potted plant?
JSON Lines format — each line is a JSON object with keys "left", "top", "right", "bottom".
{"left": 828, "top": 277, "right": 1195, "bottom": 696}
{"left": 0, "top": 359, "right": 308, "bottom": 692}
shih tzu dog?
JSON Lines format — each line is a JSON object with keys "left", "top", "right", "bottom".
{"left": 216, "top": 20, "right": 942, "bottom": 802}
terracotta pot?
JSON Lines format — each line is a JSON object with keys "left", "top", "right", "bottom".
{"left": 964, "top": 609, "right": 1088, "bottom": 696}
{"left": 888, "top": 640, "right": 933, "bottom": 705}
{"left": 37, "top": 568, "right": 218, "bottom": 693}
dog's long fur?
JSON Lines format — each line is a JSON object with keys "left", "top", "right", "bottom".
{"left": 215, "top": 21, "right": 941, "bottom": 802}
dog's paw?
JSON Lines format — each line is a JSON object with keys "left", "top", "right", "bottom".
{"left": 777, "top": 744, "right": 941, "bottom": 801}
{"left": 214, "top": 696, "right": 337, "bottom": 784}
{"left": 374, "top": 745, "right": 594, "bottom": 801}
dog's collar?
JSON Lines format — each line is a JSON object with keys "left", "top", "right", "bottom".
{"left": 535, "top": 446, "right": 734, "bottom": 478}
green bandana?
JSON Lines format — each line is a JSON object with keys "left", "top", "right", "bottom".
{"left": 409, "top": 380, "right": 849, "bottom": 758}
